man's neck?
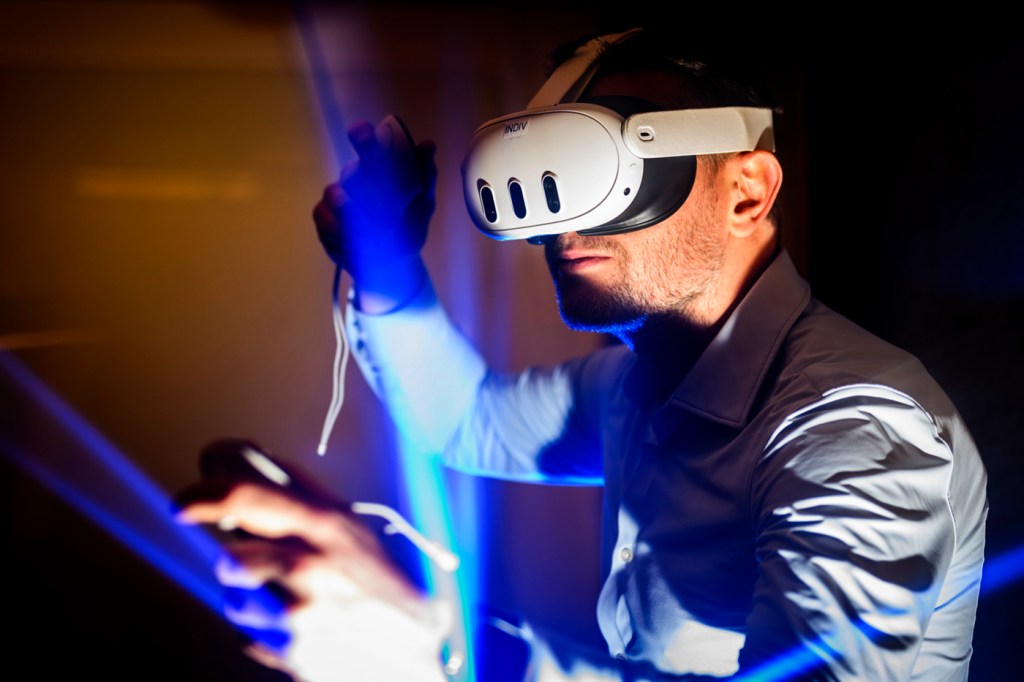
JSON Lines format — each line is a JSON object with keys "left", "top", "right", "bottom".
{"left": 621, "top": 240, "right": 780, "bottom": 403}
{"left": 620, "top": 312, "right": 721, "bottom": 405}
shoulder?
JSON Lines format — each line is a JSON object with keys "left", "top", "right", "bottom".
{"left": 767, "top": 297, "right": 956, "bottom": 423}
{"left": 786, "top": 299, "right": 934, "bottom": 395}
{"left": 751, "top": 296, "right": 985, "bottom": 483}
{"left": 753, "top": 297, "right": 986, "bottom": 520}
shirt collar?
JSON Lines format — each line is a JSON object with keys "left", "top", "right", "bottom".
{"left": 664, "top": 249, "right": 810, "bottom": 430}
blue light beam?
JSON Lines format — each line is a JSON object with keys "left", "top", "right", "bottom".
{"left": 0, "top": 351, "right": 224, "bottom": 613}
{"left": 979, "top": 542, "right": 1024, "bottom": 597}
{"left": 290, "top": 3, "right": 479, "bottom": 679}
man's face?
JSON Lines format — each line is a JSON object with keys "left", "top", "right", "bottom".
{"left": 538, "top": 68, "right": 731, "bottom": 335}
{"left": 543, "top": 159, "right": 726, "bottom": 334}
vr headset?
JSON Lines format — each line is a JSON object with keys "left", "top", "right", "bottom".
{"left": 461, "top": 28, "right": 775, "bottom": 243}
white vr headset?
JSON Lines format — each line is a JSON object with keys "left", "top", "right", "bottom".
{"left": 461, "top": 29, "right": 775, "bottom": 243}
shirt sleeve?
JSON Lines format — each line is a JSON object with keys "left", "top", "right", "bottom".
{"left": 346, "top": 275, "right": 606, "bottom": 483}
{"left": 346, "top": 276, "right": 487, "bottom": 455}
{"left": 742, "top": 384, "right": 960, "bottom": 681}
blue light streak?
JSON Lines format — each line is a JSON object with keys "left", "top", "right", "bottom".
{"left": 290, "top": 3, "right": 481, "bottom": 677}
{"left": 0, "top": 351, "right": 223, "bottom": 613}
{"left": 396, "top": 437, "right": 479, "bottom": 681}
{"left": 732, "top": 644, "right": 826, "bottom": 682}
{"left": 979, "top": 542, "right": 1024, "bottom": 597}
{"left": 0, "top": 432, "right": 222, "bottom": 612}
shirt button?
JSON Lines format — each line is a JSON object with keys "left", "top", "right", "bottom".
{"left": 620, "top": 546, "right": 634, "bottom": 563}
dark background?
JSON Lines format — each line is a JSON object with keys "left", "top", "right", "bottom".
{"left": 1, "top": 3, "right": 1020, "bottom": 680}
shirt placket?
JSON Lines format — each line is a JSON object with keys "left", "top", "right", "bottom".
{"left": 607, "top": 414, "right": 659, "bottom": 659}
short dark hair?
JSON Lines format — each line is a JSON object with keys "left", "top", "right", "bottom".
{"left": 548, "top": 27, "right": 784, "bottom": 227}
{"left": 550, "top": 27, "right": 779, "bottom": 112}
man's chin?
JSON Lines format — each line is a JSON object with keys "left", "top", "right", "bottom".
{"left": 555, "top": 287, "right": 645, "bottom": 335}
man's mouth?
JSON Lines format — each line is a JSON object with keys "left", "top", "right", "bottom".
{"left": 559, "top": 255, "right": 608, "bottom": 274}
{"left": 550, "top": 247, "right": 612, "bottom": 276}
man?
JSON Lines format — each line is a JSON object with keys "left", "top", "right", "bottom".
{"left": 177, "top": 27, "right": 988, "bottom": 681}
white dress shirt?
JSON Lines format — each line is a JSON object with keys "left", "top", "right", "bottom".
{"left": 347, "top": 249, "right": 988, "bottom": 681}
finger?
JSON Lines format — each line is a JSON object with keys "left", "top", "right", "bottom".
{"left": 174, "top": 482, "right": 341, "bottom": 544}
{"left": 215, "top": 538, "right": 313, "bottom": 588}
{"left": 172, "top": 476, "right": 321, "bottom": 531}
{"left": 322, "top": 179, "right": 346, "bottom": 208}
{"left": 223, "top": 584, "right": 291, "bottom": 631}
{"left": 347, "top": 119, "right": 379, "bottom": 160}
{"left": 313, "top": 198, "right": 339, "bottom": 230}
{"left": 243, "top": 641, "right": 292, "bottom": 674}
{"left": 174, "top": 477, "right": 309, "bottom": 532}
{"left": 218, "top": 531, "right": 403, "bottom": 612}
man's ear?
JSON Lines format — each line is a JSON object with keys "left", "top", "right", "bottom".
{"left": 729, "top": 150, "right": 782, "bottom": 237}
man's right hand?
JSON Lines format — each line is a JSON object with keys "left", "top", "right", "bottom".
{"left": 312, "top": 115, "right": 436, "bottom": 313}
{"left": 173, "top": 439, "right": 452, "bottom": 682}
